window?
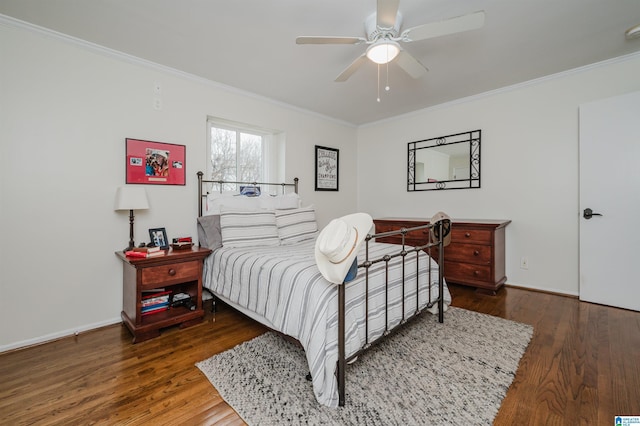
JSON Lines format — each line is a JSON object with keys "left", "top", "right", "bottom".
{"left": 207, "top": 118, "right": 281, "bottom": 191}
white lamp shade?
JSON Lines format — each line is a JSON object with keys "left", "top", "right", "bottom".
{"left": 114, "top": 186, "right": 150, "bottom": 211}
{"left": 366, "top": 40, "right": 400, "bottom": 64}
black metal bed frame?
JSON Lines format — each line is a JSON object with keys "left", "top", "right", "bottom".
{"left": 196, "top": 171, "right": 446, "bottom": 407}
{"left": 337, "top": 222, "right": 445, "bottom": 406}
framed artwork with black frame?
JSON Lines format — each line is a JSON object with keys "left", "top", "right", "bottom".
{"left": 315, "top": 145, "right": 339, "bottom": 191}
{"left": 148, "top": 227, "right": 169, "bottom": 249}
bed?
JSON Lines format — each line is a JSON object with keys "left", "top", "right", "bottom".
{"left": 196, "top": 172, "right": 451, "bottom": 408}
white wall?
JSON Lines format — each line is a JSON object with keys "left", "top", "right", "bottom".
{"left": 0, "top": 21, "right": 357, "bottom": 351}
{"left": 3, "top": 17, "right": 639, "bottom": 352}
{"left": 357, "top": 53, "right": 640, "bottom": 296}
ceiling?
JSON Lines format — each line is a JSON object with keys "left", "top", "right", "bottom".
{"left": 1, "top": 0, "right": 639, "bottom": 125}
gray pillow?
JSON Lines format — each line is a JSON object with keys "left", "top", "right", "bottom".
{"left": 197, "top": 215, "right": 222, "bottom": 250}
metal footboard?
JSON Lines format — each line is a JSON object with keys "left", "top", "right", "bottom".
{"left": 336, "top": 220, "right": 446, "bottom": 406}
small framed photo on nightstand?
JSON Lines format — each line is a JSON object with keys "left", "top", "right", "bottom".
{"left": 149, "top": 227, "right": 169, "bottom": 249}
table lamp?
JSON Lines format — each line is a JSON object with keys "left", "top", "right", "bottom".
{"left": 114, "top": 186, "right": 150, "bottom": 252}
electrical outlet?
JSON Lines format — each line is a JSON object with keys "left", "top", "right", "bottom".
{"left": 153, "top": 81, "right": 162, "bottom": 95}
{"left": 153, "top": 97, "right": 162, "bottom": 110}
{"left": 520, "top": 256, "right": 529, "bottom": 270}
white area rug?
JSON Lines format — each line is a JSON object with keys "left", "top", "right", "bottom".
{"left": 196, "top": 307, "right": 533, "bottom": 425}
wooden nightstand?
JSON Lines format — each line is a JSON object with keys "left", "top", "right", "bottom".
{"left": 115, "top": 247, "right": 212, "bottom": 343}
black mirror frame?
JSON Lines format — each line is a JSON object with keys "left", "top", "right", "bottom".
{"left": 407, "top": 130, "right": 481, "bottom": 191}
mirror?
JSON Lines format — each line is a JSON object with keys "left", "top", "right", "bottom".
{"left": 408, "top": 130, "right": 481, "bottom": 191}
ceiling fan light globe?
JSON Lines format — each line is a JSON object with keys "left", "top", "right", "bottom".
{"left": 366, "top": 41, "right": 400, "bottom": 64}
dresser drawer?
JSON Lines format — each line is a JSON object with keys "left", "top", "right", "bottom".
{"left": 451, "top": 228, "right": 492, "bottom": 245}
{"left": 445, "top": 261, "right": 492, "bottom": 283}
{"left": 444, "top": 243, "right": 492, "bottom": 264}
{"left": 141, "top": 261, "right": 200, "bottom": 287}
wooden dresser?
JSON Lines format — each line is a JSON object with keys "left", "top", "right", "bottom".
{"left": 373, "top": 218, "right": 511, "bottom": 294}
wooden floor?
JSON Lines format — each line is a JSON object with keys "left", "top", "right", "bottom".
{"left": 1, "top": 284, "right": 638, "bottom": 425}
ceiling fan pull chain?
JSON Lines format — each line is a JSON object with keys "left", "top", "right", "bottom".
{"left": 377, "top": 64, "right": 381, "bottom": 102}
{"left": 386, "top": 61, "right": 390, "bottom": 92}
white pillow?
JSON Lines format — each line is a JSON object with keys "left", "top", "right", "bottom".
{"left": 260, "top": 192, "right": 300, "bottom": 210}
{"left": 206, "top": 194, "right": 261, "bottom": 215}
{"left": 220, "top": 210, "right": 280, "bottom": 248}
{"left": 275, "top": 206, "right": 318, "bottom": 244}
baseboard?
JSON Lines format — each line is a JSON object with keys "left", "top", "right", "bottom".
{"left": 0, "top": 317, "right": 122, "bottom": 354}
{"left": 504, "top": 283, "right": 579, "bottom": 298}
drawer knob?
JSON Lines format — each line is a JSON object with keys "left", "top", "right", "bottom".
{"left": 474, "top": 270, "right": 480, "bottom": 276}
{"left": 168, "top": 268, "right": 176, "bottom": 276}
{"left": 473, "top": 250, "right": 480, "bottom": 256}
{"left": 465, "top": 232, "right": 471, "bottom": 238}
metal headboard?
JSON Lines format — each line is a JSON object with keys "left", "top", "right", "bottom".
{"left": 197, "top": 171, "right": 299, "bottom": 217}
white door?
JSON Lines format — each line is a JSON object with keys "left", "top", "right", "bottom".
{"left": 579, "top": 90, "right": 640, "bottom": 311}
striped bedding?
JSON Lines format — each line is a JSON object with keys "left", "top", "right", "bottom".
{"left": 203, "top": 238, "right": 451, "bottom": 408}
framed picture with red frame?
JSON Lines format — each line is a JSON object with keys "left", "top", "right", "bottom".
{"left": 125, "top": 138, "right": 186, "bottom": 185}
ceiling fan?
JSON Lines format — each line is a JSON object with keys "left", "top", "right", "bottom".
{"left": 296, "top": 0, "right": 485, "bottom": 82}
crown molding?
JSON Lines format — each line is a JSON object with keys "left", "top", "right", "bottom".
{"left": 4, "top": 13, "right": 637, "bottom": 130}
{"left": 0, "top": 14, "right": 356, "bottom": 128}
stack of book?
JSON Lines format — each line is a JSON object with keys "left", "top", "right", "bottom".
{"left": 141, "top": 290, "right": 172, "bottom": 316}
{"left": 170, "top": 241, "right": 193, "bottom": 250}
{"left": 125, "top": 246, "right": 165, "bottom": 258}
{"left": 171, "top": 236, "right": 193, "bottom": 251}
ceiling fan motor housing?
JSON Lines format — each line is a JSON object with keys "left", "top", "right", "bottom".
{"left": 365, "top": 12, "right": 402, "bottom": 41}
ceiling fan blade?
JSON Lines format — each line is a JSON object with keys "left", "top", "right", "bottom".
{"left": 335, "top": 54, "right": 368, "bottom": 82}
{"left": 402, "top": 11, "right": 485, "bottom": 42}
{"left": 395, "top": 50, "right": 428, "bottom": 79}
{"left": 377, "top": 0, "right": 400, "bottom": 29}
{"left": 296, "top": 36, "right": 366, "bottom": 45}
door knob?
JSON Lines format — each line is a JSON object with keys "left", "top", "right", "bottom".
{"left": 583, "top": 208, "right": 603, "bottom": 219}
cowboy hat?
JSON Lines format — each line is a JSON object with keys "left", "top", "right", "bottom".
{"left": 315, "top": 213, "right": 373, "bottom": 284}
{"left": 429, "top": 211, "right": 452, "bottom": 247}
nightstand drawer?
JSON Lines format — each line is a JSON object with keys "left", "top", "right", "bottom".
{"left": 451, "top": 228, "right": 492, "bottom": 245}
{"left": 141, "top": 261, "right": 200, "bottom": 287}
